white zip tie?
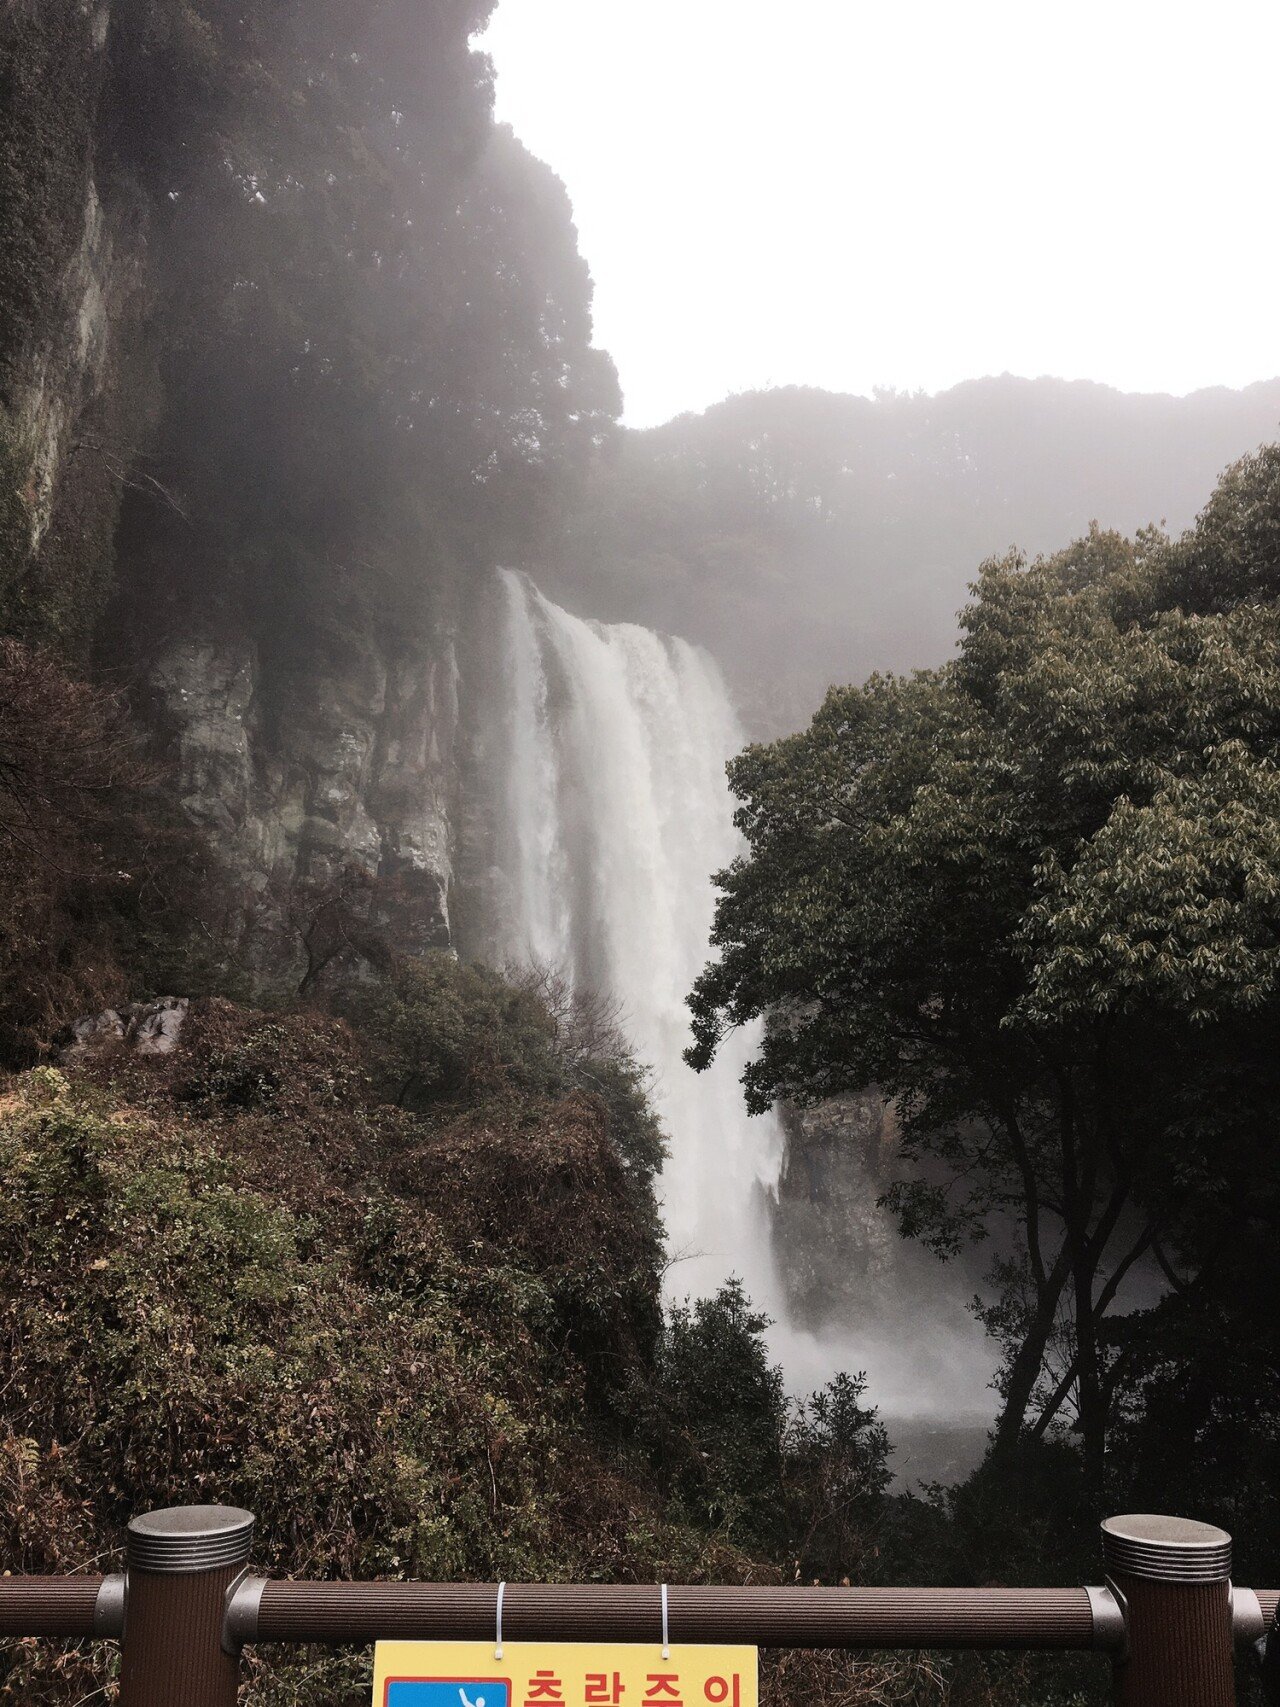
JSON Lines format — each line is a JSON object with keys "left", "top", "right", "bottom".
{"left": 496, "top": 1580, "right": 506, "bottom": 1660}
{"left": 661, "top": 1582, "right": 669, "bottom": 1660}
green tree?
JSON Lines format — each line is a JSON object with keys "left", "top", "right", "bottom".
{"left": 688, "top": 446, "right": 1280, "bottom": 1491}
{"left": 781, "top": 1372, "right": 890, "bottom": 1584}
{"left": 648, "top": 1282, "right": 890, "bottom": 1575}
{"left": 102, "top": 0, "right": 618, "bottom": 640}
{"left": 649, "top": 1280, "right": 787, "bottom": 1547}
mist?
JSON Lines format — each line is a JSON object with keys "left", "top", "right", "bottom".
{"left": 6, "top": 1, "right": 1280, "bottom": 1670}
{"left": 542, "top": 375, "right": 1280, "bottom": 734}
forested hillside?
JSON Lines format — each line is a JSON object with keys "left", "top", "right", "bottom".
{"left": 548, "top": 379, "right": 1280, "bottom": 731}
{"left": 0, "top": 9, "right": 914, "bottom": 1705}
{"left": 3, "top": 5, "right": 1279, "bottom": 1706}
{"left": 0, "top": 0, "right": 619, "bottom": 1053}
{"left": 2, "top": 0, "right": 615, "bottom": 657}
{"left": 1, "top": 974, "right": 913, "bottom": 1705}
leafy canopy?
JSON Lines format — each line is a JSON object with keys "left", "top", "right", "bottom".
{"left": 688, "top": 445, "right": 1280, "bottom": 1477}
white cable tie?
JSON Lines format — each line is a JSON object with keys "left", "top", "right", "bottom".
{"left": 661, "top": 1582, "right": 670, "bottom": 1661}
{"left": 496, "top": 1580, "right": 506, "bottom": 1660}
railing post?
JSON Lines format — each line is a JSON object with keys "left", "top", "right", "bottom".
{"left": 1102, "top": 1513, "right": 1235, "bottom": 1707}
{"left": 119, "top": 1504, "right": 254, "bottom": 1707}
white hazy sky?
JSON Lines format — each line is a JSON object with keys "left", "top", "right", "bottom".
{"left": 478, "top": 0, "right": 1280, "bottom": 427}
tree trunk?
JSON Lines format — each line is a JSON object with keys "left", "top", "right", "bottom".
{"left": 990, "top": 1251, "right": 1070, "bottom": 1459}
{"left": 1072, "top": 1259, "right": 1106, "bottom": 1492}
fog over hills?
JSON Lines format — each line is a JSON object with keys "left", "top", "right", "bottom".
{"left": 544, "top": 374, "right": 1280, "bottom": 733}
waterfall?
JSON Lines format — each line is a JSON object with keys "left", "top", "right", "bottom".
{"left": 492, "top": 569, "right": 786, "bottom": 1313}
{"left": 486, "top": 570, "right": 995, "bottom": 1435}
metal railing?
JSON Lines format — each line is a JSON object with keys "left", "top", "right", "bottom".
{"left": 1, "top": 1505, "right": 1275, "bottom": 1706}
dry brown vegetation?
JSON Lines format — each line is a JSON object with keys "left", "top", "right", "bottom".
{"left": 0, "top": 637, "right": 188, "bottom": 1063}
{"left": 0, "top": 989, "right": 951, "bottom": 1705}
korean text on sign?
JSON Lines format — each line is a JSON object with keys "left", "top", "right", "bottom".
{"left": 372, "top": 1640, "right": 758, "bottom": 1707}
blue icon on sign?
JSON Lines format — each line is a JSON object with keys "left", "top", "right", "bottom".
{"left": 388, "top": 1682, "right": 511, "bottom": 1707}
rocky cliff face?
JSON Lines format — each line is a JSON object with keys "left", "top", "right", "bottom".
{"left": 773, "top": 1092, "right": 995, "bottom": 1433}
{"left": 2, "top": 5, "right": 463, "bottom": 995}
{"left": 2, "top": 2, "right": 621, "bottom": 1049}
{"left": 772, "top": 1090, "right": 986, "bottom": 1334}
{"left": 2, "top": 0, "right": 623, "bottom": 1002}
{"left": 772, "top": 1092, "right": 906, "bottom": 1330}
{"left": 0, "top": 0, "right": 151, "bottom": 655}
{"left": 148, "top": 612, "right": 461, "bottom": 993}
{"left": 16, "top": 174, "right": 127, "bottom": 555}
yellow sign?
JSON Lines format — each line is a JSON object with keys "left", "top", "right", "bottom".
{"left": 372, "top": 1642, "right": 758, "bottom": 1707}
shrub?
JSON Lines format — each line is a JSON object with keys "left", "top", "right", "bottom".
{"left": 340, "top": 956, "right": 665, "bottom": 1233}
{"left": 649, "top": 1280, "right": 788, "bottom": 1549}
{"left": 0, "top": 1031, "right": 724, "bottom": 1704}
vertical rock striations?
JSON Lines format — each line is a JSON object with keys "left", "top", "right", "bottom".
{"left": 148, "top": 616, "right": 460, "bottom": 993}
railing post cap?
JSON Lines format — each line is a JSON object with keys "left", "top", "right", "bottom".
{"left": 127, "top": 1504, "right": 255, "bottom": 1575}
{"left": 1101, "top": 1513, "right": 1232, "bottom": 1584}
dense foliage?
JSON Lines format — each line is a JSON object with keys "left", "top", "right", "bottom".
{"left": 689, "top": 446, "right": 1280, "bottom": 1526}
{"left": 650, "top": 1283, "right": 890, "bottom": 1580}
{"left": 101, "top": 0, "right": 619, "bottom": 654}
{"left": 0, "top": 981, "right": 937, "bottom": 1707}
{"left": 1, "top": 0, "right": 618, "bottom": 660}
{"left": 0, "top": 987, "right": 668, "bottom": 1704}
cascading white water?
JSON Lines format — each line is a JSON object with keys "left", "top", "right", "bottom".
{"left": 493, "top": 569, "right": 787, "bottom": 1313}
{"left": 489, "top": 570, "right": 996, "bottom": 1437}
